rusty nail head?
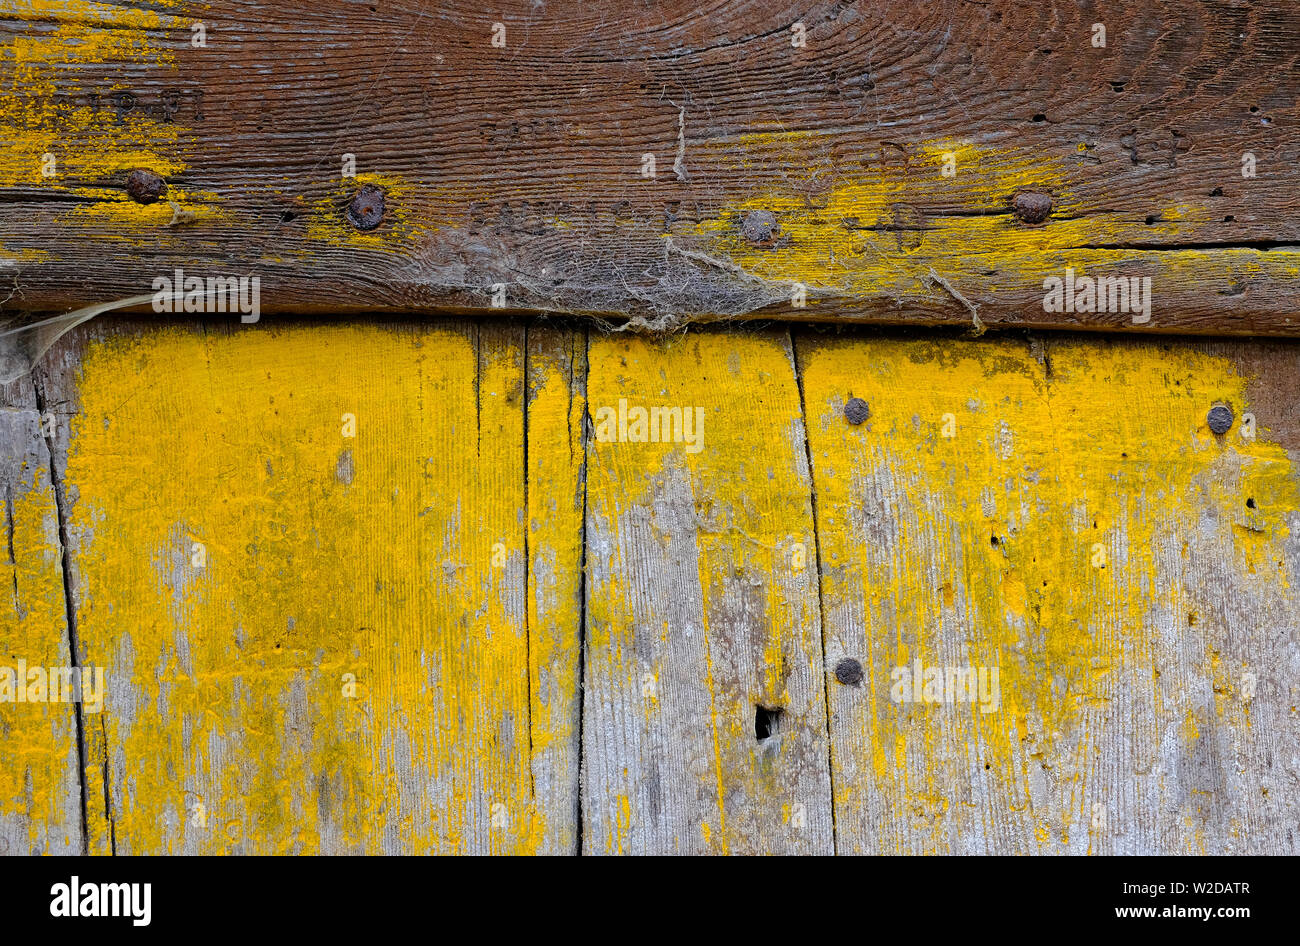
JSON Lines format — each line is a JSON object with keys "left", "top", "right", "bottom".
{"left": 346, "top": 183, "right": 386, "bottom": 231}
{"left": 1207, "top": 404, "right": 1234, "bottom": 435}
{"left": 834, "top": 658, "right": 864, "bottom": 686}
{"left": 844, "top": 397, "right": 869, "bottom": 425}
{"left": 741, "top": 209, "right": 778, "bottom": 243}
{"left": 126, "top": 168, "right": 166, "bottom": 204}
{"left": 1012, "top": 190, "right": 1053, "bottom": 225}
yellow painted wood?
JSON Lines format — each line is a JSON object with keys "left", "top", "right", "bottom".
{"left": 524, "top": 326, "right": 587, "bottom": 853}
{"left": 581, "top": 328, "right": 832, "bottom": 854}
{"left": 796, "top": 334, "right": 1300, "bottom": 854}
{"left": 55, "top": 322, "right": 581, "bottom": 853}
{"left": 0, "top": 376, "right": 82, "bottom": 854}
{"left": 692, "top": 134, "right": 1300, "bottom": 320}
{"left": 12, "top": 320, "right": 1298, "bottom": 854}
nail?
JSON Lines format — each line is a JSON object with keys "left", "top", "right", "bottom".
{"left": 844, "top": 397, "right": 869, "bottom": 425}
{"left": 346, "top": 183, "right": 385, "bottom": 231}
{"left": 1012, "top": 190, "right": 1053, "bottom": 224}
{"left": 740, "top": 209, "right": 778, "bottom": 243}
{"left": 1207, "top": 404, "right": 1234, "bottom": 435}
{"left": 126, "top": 168, "right": 166, "bottom": 204}
{"left": 834, "top": 658, "right": 864, "bottom": 685}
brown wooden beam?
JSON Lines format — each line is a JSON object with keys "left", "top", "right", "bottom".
{"left": 1, "top": 1, "right": 1297, "bottom": 334}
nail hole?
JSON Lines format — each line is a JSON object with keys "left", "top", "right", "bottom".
{"left": 1249, "top": 105, "right": 1259, "bottom": 113}
{"left": 754, "top": 705, "right": 783, "bottom": 741}
{"left": 1246, "top": 498, "right": 1256, "bottom": 509}
{"left": 1209, "top": 187, "right": 1223, "bottom": 197}
{"left": 1030, "top": 113, "right": 1046, "bottom": 123}
{"left": 1224, "top": 215, "right": 1235, "bottom": 222}
{"left": 990, "top": 535, "right": 1000, "bottom": 546}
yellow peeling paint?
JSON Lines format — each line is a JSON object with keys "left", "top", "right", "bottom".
{"left": 693, "top": 135, "right": 1300, "bottom": 307}
{"left": 62, "top": 324, "right": 579, "bottom": 854}
{"left": 0, "top": 455, "right": 80, "bottom": 854}
{"left": 799, "top": 336, "right": 1298, "bottom": 853}
{"left": 303, "top": 173, "right": 429, "bottom": 250}
{"left": 23, "top": 323, "right": 1298, "bottom": 853}
{"left": 583, "top": 329, "right": 829, "bottom": 854}
{"left": 0, "top": 0, "right": 222, "bottom": 228}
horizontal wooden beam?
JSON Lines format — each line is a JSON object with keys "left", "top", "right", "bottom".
{"left": 1, "top": 1, "right": 1298, "bottom": 334}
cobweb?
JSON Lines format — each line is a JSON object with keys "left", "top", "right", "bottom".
{"left": 0, "top": 295, "right": 154, "bottom": 385}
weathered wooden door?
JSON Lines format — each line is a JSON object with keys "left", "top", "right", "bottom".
{"left": 1, "top": 0, "right": 1297, "bottom": 856}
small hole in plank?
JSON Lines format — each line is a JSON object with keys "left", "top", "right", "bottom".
{"left": 754, "top": 705, "right": 783, "bottom": 741}
{"left": 1246, "top": 498, "right": 1256, "bottom": 509}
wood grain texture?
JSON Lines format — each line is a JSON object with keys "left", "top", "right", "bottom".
{"left": 3, "top": 317, "right": 1298, "bottom": 854}
{"left": 795, "top": 329, "right": 1300, "bottom": 853}
{"left": 30, "top": 317, "right": 584, "bottom": 854}
{"left": 1, "top": 1, "right": 1298, "bottom": 333}
{"left": 0, "top": 369, "right": 83, "bottom": 855}
{"left": 524, "top": 324, "right": 587, "bottom": 852}
{"left": 581, "top": 328, "right": 833, "bottom": 854}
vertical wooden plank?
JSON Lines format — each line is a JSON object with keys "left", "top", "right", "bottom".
{"left": 525, "top": 324, "right": 587, "bottom": 854}
{"left": 796, "top": 331, "right": 1300, "bottom": 854}
{"left": 0, "top": 372, "right": 83, "bottom": 854}
{"left": 34, "top": 319, "right": 582, "bottom": 853}
{"left": 582, "top": 327, "right": 832, "bottom": 854}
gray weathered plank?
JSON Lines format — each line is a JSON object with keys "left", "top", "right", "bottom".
{"left": 796, "top": 328, "right": 1300, "bottom": 854}
{"left": 581, "top": 327, "right": 834, "bottom": 854}
{"left": 0, "top": 369, "right": 83, "bottom": 855}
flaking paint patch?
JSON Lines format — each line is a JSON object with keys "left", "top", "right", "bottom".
{"left": 0, "top": 441, "right": 81, "bottom": 855}
{"left": 0, "top": 0, "right": 224, "bottom": 229}
{"left": 693, "top": 135, "right": 1300, "bottom": 306}
{"left": 62, "top": 324, "right": 568, "bottom": 853}
{"left": 304, "top": 173, "right": 428, "bottom": 251}
{"left": 799, "top": 336, "right": 1300, "bottom": 853}
{"left": 582, "top": 329, "right": 833, "bottom": 854}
